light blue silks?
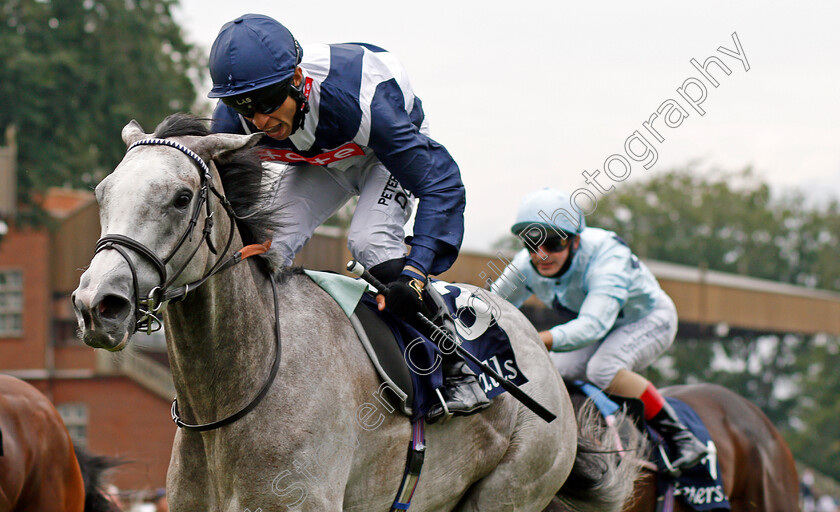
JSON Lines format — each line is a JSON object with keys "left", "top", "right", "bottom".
{"left": 303, "top": 269, "right": 371, "bottom": 317}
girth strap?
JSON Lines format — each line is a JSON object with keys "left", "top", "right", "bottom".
{"left": 390, "top": 420, "right": 426, "bottom": 511}
{"left": 656, "top": 480, "right": 676, "bottom": 512}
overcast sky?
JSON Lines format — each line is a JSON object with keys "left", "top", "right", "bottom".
{"left": 173, "top": 1, "right": 840, "bottom": 251}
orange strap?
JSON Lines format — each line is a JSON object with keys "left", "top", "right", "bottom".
{"left": 239, "top": 240, "right": 271, "bottom": 260}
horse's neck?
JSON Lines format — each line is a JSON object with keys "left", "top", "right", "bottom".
{"left": 163, "top": 253, "right": 277, "bottom": 425}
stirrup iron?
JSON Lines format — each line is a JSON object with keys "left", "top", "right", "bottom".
{"left": 434, "top": 388, "right": 453, "bottom": 423}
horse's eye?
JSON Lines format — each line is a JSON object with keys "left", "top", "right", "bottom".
{"left": 174, "top": 191, "right": 192, "bottom": 210}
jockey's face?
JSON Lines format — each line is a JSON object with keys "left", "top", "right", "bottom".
{"left": 248, "top": 68, "right": 302, "bottom": 140}
{"left": 529, "top": 236, "right": 579, "bottom": 277}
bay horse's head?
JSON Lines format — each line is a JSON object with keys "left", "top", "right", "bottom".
{"left": 72, "top": 114, "right": 271, "bottom": 350}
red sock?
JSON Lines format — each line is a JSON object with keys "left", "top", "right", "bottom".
{"left": 640, "top": 383, "right": 665, "bottom": 420}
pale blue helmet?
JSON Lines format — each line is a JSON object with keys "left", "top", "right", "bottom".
{"left": 511, "top": 187, "right": 586, "bottom": 238}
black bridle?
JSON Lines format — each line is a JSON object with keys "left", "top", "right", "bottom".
{"left": 94, "top": 137, "right": 281, "bottom": 432}
{"left": 96, "top": 138, "right": 235, "bottom": 334}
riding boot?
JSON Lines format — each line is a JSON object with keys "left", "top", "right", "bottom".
{"left": 647, "top": 400, "right": 709, "bottom": 475}
{"left": 426, "top": 356, "right": 491, "bottom": 424}
{"left": 408, "top": 278, "right": 490, "bottom": 423}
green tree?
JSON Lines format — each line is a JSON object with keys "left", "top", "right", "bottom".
{"left": 584, "top": 167, "right": 840, "bottom": 291}
{"left": 0, "top": 0, "right": 203, "bottom": 203}
{"left": 495, "top": 166, "right": 840, "bottom": 290}
{"left": 586, "top": 167, "right": 784, "bottom": 282}
{"left": 786, "top": 335, "right": 840, "bottom": 480}
{"left": 649, "top": 334, "right": 806, "bottom": 427}
{"left": 794, "top": 198, "right": 840, "bottom": 290}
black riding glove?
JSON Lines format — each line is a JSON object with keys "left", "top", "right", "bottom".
{"left": 384, "top": 275, "right": 425, "bottom": 321}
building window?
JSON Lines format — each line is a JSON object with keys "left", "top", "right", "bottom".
{"left": 57, "top": 403, "right": 88, "bottom": 448}
{"left": 0, "top": 269, "right": 23, "bottom": 337}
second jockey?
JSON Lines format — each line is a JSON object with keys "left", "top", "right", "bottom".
{"left": 492, "top": 187, "right": 709, "bottom": 474}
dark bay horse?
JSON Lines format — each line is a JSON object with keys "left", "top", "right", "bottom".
{"left": 72, "top": 114, "right": 644, "bottom": 511}
{"left": 0, "top": 374, "right": 117, "bottom": 512}
{"left": 544, "top": 383, "right": 800, "bottom": 512}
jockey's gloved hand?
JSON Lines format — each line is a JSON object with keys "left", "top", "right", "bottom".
{"left": 382, "top": 275, "right": 425, "bottom": 321}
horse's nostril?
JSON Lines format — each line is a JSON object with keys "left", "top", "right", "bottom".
{"left": 81, "top": 309, "right": 93, "bottom": 331}
{"left": 98, "top": 294, "right": 130, "bottom": 320}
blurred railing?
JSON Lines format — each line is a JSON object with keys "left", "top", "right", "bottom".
{"left": 96, "top": 345, "right": 175, "bottom": 401}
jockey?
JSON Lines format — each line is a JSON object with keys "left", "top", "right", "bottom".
{"left": 207, "top": 14, "right": 488, "bottom": 422}
{"left": 491, "top": 187, "right": 709, "bottom": 473}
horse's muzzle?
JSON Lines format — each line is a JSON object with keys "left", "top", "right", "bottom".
{"left": 72, "top": 286, "right": 134, "bottom": 351}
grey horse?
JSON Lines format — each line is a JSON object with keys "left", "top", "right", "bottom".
{"left": 72, "top": 114, "right": 640, "bottom": 511}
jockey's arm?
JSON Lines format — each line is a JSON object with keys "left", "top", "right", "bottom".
{"left": 366, "top": 81, "right": 465, "bottom": 279}
{"left": 543, "top": 248, "right": 634, "bottom": 351}
{"left": 546, "top": 293, "right": 624, "bottom": 352}
{"left": 490, "top": 257, "right": 532, "bottom": 308}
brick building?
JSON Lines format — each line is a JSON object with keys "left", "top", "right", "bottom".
{"left": 0, "top": 129, "right": 175, "bottom": 494}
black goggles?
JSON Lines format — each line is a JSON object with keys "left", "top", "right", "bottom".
{"left": 523, "top": 235, "right": 572, "bottom": 253}
{"left": 221, "top": 80, "right": 292, "bottom": 118}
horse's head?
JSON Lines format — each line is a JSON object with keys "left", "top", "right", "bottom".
{"left": 72, "top": 115, "right": 266, "bottom": 350}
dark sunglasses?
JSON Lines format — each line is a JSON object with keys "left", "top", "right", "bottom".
{"left": 221, "top": 80, "right": 291, "bottom": 118}
{"left": 524, "top": 235, "right": 572, "bottom": 253}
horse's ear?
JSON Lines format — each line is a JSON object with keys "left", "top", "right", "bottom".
{"left": 122, "top": 120, "right": 150, "bottom": 147}
{"left": 192, "top": 132, "right": 265, "bottom": 161}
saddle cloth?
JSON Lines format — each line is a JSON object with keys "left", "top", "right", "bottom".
{"left": 571, "top": 381, "right": 730, "bottom": 512}
{"left": 355, "top": 281, "right": 529, "bottom": 422}
{"left": 651, "top": 398, "right": 730, "bottom": 511}
{"left": 304, "top": 270, "right": 528, "bottom": 422}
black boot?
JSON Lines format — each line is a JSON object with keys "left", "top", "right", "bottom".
{"left": 416, "top": 279, "right": 490, "bottom": 423}
{"left": 426, "top": 359, "right": 491, "bottom": 424}
{"left": 648, "top": 401, "right": 710, "bottom": 476}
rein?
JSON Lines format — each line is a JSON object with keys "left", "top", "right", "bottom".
{"left": 171, "top": 270, "right": 282, "bottom": 432}
{"left": 94, "top": 137, "right": 281, "bottom": 432}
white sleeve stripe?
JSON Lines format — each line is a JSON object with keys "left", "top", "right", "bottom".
{"left": 238, "top": 114, "right": 252, "bottom": 135}
{"left": 291, "top": 43, "right": 331, "bottom": 151}
{"left": 353, "top": 48, "right": 417, "bottom": 146}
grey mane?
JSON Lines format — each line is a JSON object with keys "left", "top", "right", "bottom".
{"left": 274, "top": 266, "right": 307, "bottom": 284}
{"left": 152, "top": 113, "right": 281, "bottom": 246}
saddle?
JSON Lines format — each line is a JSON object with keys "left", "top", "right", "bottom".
{"left": 349, "top": 299, "right": 416, "bottom": 417}
{"left": 346, "top": 282, "right": 465, "bottom": 418}
{"left": 348, "top": 280, "right": 529, "bottom": 423}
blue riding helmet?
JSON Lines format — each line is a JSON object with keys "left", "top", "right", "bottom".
{"left": 208, "top": 14, "right": 302, "bottom": 98}
{"left": 511, "top": 187, "right": 587, "bottom": 239}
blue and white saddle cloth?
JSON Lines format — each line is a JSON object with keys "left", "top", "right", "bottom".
{"left": 359, "top": 280, "right": 529, "bottom": 421}
{"left": 303, "top": 270, "right": 528, "bottom": 422}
